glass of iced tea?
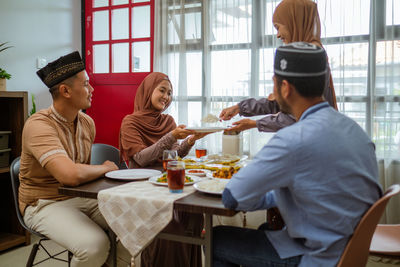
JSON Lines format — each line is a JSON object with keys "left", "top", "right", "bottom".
{"left": 163, "top": 150, "right": 178, "bottom": 171}
{"left": 167, "top": 161, "right": 185, "bottom": 193}
{"left": 195, "top": 148, "right": 207, "bottom": 158}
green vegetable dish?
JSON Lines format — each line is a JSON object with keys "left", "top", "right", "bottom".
{"left": 156, "top": 173, "right": 194, "bottom": 183}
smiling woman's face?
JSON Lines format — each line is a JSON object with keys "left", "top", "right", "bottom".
{"left": 151, "top": 80, "right": 172, "bottom": 111}
{"left": 274, "top": 23, "right": 290, "bottom": 44}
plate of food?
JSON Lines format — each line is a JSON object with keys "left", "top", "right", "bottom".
{"left": 105, "top": 169, "right": 162, "bottom": 180}
{"left": 148, "top": 173, "right": 200, "bottom": 186}
{"left": 186, "top": 169, "right": 211, "bottom": 177}
{"left": 204, "top": 154, "right": 247, "bottom": 165}
{"left": 185, "top": 127, "right": 228, "bottom": 133}
{"left": 206, "top": 166, "right": 241, "bottom": 179}
{"left": 193, "top": 179, "right": 229, "bottom": 195}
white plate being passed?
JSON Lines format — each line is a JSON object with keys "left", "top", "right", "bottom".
{"left": 185, "top": 127, "right": 228, "bottom": 133}
{"left": 148, "top": 174, "right": 200, "bottom": 186}
{"left": 105, "top": 169, "right": 162, "bottom": 181}
{"left": 193, "top": 179, "right": 229, "bottom": 195}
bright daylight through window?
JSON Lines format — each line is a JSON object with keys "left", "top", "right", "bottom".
{"left": 157, "top": 0, "right": 400, "bottom": 159}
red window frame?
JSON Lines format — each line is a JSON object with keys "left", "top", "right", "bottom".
{"left": 85, "top": 0, "right": 154, "bottom": 85}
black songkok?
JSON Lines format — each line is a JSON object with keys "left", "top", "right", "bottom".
{"left": 274, "top": 42, "right": 327, "bottom": 78}
{"left": 36, "top": 51, "right": 85, "bottom": 88}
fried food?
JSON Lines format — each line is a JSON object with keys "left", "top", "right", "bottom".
{"left": 212, "top": 166, "right": 240, "bottom": 179}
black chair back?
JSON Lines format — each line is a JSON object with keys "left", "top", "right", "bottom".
{"left": 91, "top": 143, "right": 127, "bottom": 169}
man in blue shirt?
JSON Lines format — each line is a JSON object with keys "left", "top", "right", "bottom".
{"left": 214, "top": 42, "right": 382, "bottom": 267}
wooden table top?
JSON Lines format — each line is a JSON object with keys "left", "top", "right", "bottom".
{"left": 59, "top": 177, "right": 237, "bottom": 217}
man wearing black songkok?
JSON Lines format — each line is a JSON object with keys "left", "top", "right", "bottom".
{"left": 19, "top": 51, "right": 121, "bottom": 267}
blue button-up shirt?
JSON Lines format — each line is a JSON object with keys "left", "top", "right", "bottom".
{"left": 223, "top": 102, "right": 382, "bottom": 267}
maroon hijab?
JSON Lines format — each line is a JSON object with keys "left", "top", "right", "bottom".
{"left": 119, "top": 72, "right": 176, "bottom": 161}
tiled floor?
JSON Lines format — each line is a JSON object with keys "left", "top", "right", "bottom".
{"left": 0, "top": 231, "right": 397, "bottom": 267}
{"left": 0, "top": 235, "right": 68, "bottom": 267}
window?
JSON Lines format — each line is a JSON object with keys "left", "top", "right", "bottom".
{"left": 158, "top": 0, "right": 400, "bottom": 157}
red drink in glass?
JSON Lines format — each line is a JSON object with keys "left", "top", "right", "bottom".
{"left": 195, "top": 148, "right": 207, "bottom": 158}
{"left": 167, "top": 161, "right": 185, "bottom": 193}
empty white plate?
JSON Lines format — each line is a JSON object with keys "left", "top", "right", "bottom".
{"left": 105, "top": 169, "right": 162, "bottom": 180}
{"left": 185, "top": 127, "right": 228, "bottom": 133}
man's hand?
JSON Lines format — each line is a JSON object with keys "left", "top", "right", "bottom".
{"left": 171, "top": 125, "right": 195, "bottom": 139}
{"left": 226, "top": 118, "right": 257, "bottom": 132}
{"left": 219, "top": 104, "right": 240, "bottom": 121}
{"left": 102, "top": 160, "right": 118, "bottom": 172}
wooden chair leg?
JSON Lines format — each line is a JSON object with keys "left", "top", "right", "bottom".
{"left": 26, "top": 243, "right": 39, "bottom": 267}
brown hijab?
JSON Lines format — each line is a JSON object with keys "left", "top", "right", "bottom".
{"left": 119, "top": 72, "right": 176, "bottom": 161}
{"left": 273, "top": 0, "right": 338, "bottom": 109}
{"left": 273, "top": 0, "right": 322, "bottom": 46}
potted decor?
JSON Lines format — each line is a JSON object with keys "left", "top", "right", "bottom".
{"left": 0, "top": 42, "right": 13, "bottom": 91}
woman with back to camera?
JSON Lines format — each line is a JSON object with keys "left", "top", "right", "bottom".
{"left": 219, "top": 0, "right": 338, "bottom": 133}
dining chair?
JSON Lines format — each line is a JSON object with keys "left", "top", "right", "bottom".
{"left": 369, "top": 223, "right": 400, "bottom": 259}
{"left": 91, "top": 143, "right": 128, "bottom": 169}
{"left": 336, "top": 184, "right": 400, "bottom": 267}
{"left": 90, "top": 143, "right": 125, "bottom": 267}
{"left": 10, "top": 157, "right": 72, "bottom": 267}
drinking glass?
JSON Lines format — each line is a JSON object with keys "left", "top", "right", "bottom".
{"left": 195, "top": 146, "right": 207, "bottom": 158}
{"left": 163, "top": 150, "right": 177, "bottom": 171}
{"left": 167, "top": 161, "right": 185, "bottom": 193}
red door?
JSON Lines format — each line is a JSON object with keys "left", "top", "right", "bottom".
{"left": 85, "top": 0, "right": 154, "bottom": 148}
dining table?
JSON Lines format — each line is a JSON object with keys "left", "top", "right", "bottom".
{"left": 58, "top": 174, "right": 237, "bottom": 267}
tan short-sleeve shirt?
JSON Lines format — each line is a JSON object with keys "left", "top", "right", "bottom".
{"left": 19, "top": 106, "right": 95, "bottom": 214}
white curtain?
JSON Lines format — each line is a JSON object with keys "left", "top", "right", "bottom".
{"left": 154, "top": 0, "right": 400, "bottom": 223}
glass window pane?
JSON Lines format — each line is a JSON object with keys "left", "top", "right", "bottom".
{"left": 325, "top": 43, "right": 369, "bottom": 96}
{"left": 112, "top": 0, "right": 128, "bottom": 5}
{"left": 259, "top": 48, "right": 275, "bottom": 97}
{"left": 185, "top": 12, "right": 201, "bottom": 40}
{"left": 133, "top": 0, "right": 149, "bottom": 3}
{"left": 132, "top": 41, "right": 150, "bottom": 72}
{"left": 168, "top": 14, "right": 181, "bottom": 45}
{"left": 376, "top": 41, "right": 400, "bottom": 95}
{"left": 112, "top": 8, "right": 129, "bottom": 40}
{"left": 210, "top": 0, "right": 252, "bottom": 44}
{"left": 386, "top": 0, "right": 400, "bottom": 25}
{"left": 374, "top": 102, "right": 400, "bottom": 157}
{"left": 112, "top": 43, "right": 129, "bottom": 73}
{"left": 93, "top": 11, "right": 109, "bottom": 41}
{"left": 211, "top": 50, "right": 251, "bottom": 97}
{"left": 187, "top": 52, "right": 202, "bottom": 96}
{"left": 132, "top": 6, "right": 150, "bottom": 38}
{"left": 317, "top": 0, "right": 370, "bottom": 37}
{"left": 93, "top": 44, "right": 109, "bottom": 73}
{"left": 263, "top": 1, "right": 278, "bottom": 36}
{"left": 94, "top": 0, "right": 108, "bottom": 8}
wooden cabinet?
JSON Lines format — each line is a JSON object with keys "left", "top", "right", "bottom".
{"left": 0, "top": 91, "right": 30, "bottom": 251}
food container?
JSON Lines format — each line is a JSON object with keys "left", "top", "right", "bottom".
{"left": 222, "top": 131, "right": 243, "bottom": 156}
{"left": 0, "top": 148, "right": 11, "bottom": 168}
{"left": 0, "top": 131, "right": 11, "bottom": 150}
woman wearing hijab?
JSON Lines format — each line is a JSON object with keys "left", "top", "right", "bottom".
{"left": 219, "top": 0, "right": 338, "bottom": 133}
{"left": 120, "top": 72, "right": 204, "bottom": 267}
{"left": 120, "top": 72, "right": 207, "bottom": 168}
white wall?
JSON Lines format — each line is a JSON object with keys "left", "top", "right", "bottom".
{"left": 0, "top": 0, "right": 81, "bottom": 112}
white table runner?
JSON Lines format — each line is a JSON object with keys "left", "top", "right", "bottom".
{"left": 97, "top": 181, "right": 195, "bottom": 257}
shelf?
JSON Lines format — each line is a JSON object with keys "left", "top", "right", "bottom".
{"left": 0, "top": 167, "right": 10, "bottom": 174}
{"left": 0, "top": 232, "right": 27, "bottom": 251}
